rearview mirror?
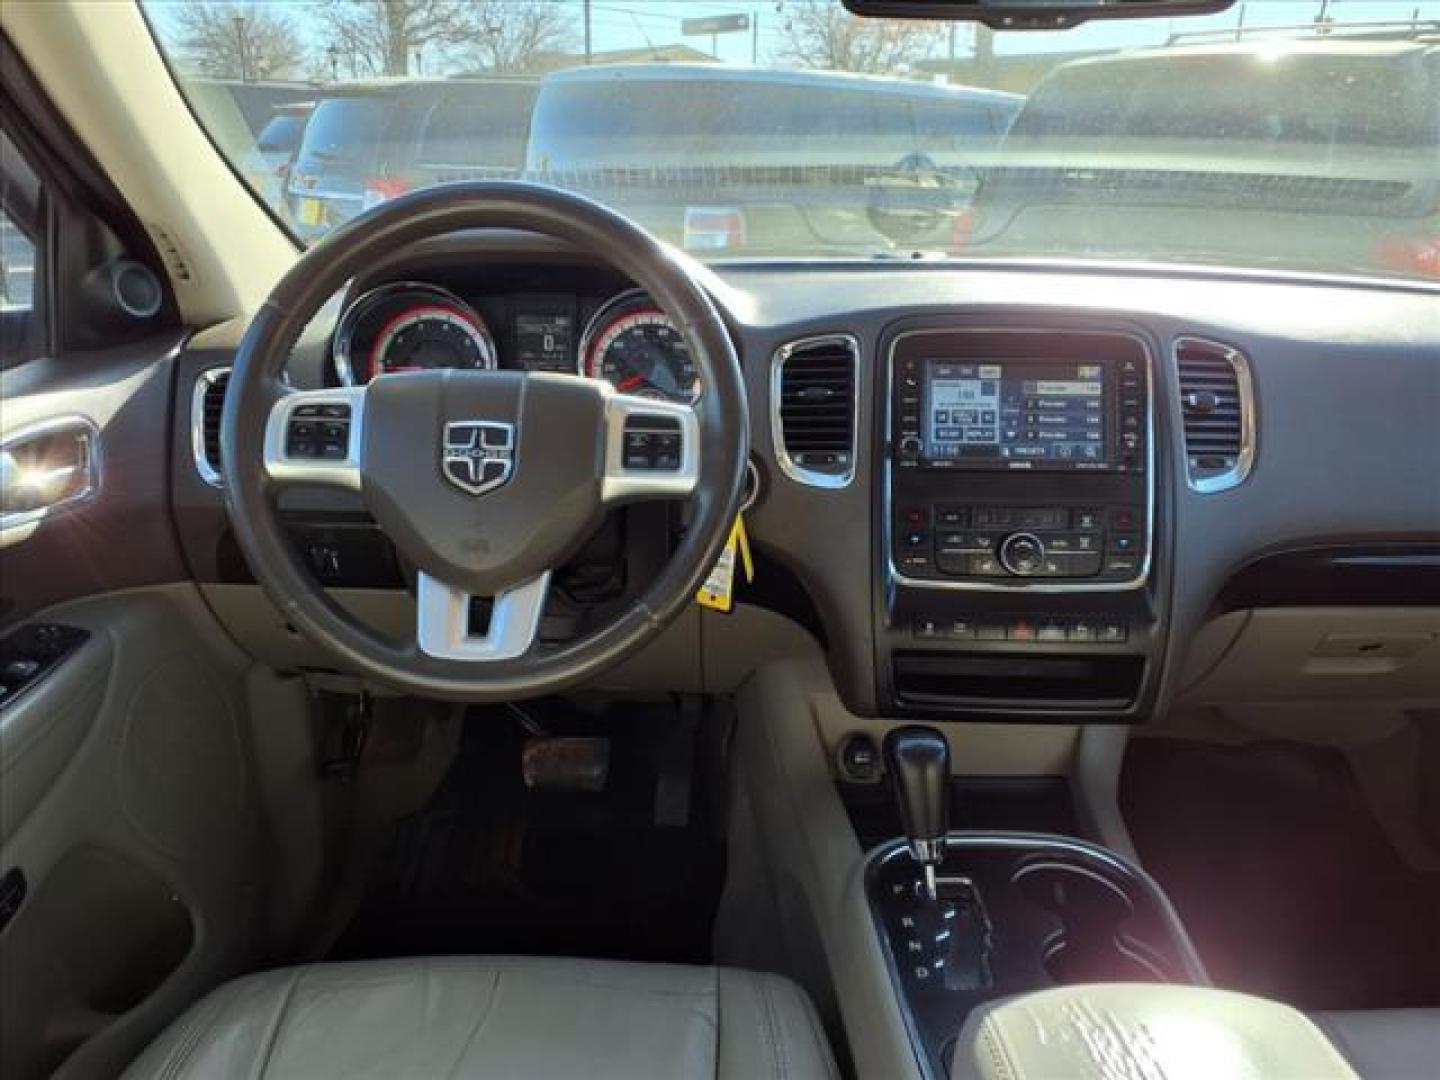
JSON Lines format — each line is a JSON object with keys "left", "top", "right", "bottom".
{"left": 842, "top": 0, "right": 1236, "bottom": 31}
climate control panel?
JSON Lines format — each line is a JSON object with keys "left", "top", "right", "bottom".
{"left": 894, "top": 504, "right": 1146, "bottom": 584}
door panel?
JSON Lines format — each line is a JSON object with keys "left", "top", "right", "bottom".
{"left": 0, "top": 333, "right": 189, "bottom": 617}
{"left": 1, "top": 335, "right": 270, "bottom": 1077}
{"left": 0, "top": 586, "right": 265, "bottom": 1080}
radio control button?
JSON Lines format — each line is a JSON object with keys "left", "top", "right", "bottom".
{"left": 935, "top": 552, "right": 972, "bottom": 575}
{"left": 1103, "top": 556, "right": 1140, "bottom": 578}
{"left": 970, "top": 554, "right": 1005, "bottom": 576}
{"left": 898, "top": 436, "right": 923, "bottom": 459}
{"left": 914, "top": 618, "right": 943, "bottom": 639}
{"left": 1007, "top": 620, "right": 1037, "bottom": 642}
{"left": 1099, "top": 620, "right": 1129, "bottom": 643}
{"left": 935, "top": 506, "right": 968, "bottom": 527}
{"left": 1110, "top": 533, "right": 1140, "bottom": 554}
{"left": 935, "top": 532, "right": 978, "bottom": 553}
{"left": 1038, "top": 622, "right": 1069, "bottom": 643}
{"left": 1073, "top": 508, "right": 1102, "bottom": 530}
{"left": 1015, "top": 507, "right": 1068, "bottom": 529}
{"left": 1068, "top": 621, "right": 1097, "bottom": 643}
{"left": 947, "top": 619, "right": 976, "bottom": 641}
{"left": 975, "top": 623, "right": 1007, "bottom": 642}
{"left": 973, "top": 508, "right": 1014, "bottom": 527}
{"left": 899, "top": 554, "right": 934, "bottom": 576}
{"left": 939, "top": 532, "right": 998, "bottom": 554}
{"left": 998, "top": 532, "right": 1045, "bottom": 576}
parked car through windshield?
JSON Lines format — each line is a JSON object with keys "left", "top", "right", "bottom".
{"left": 148, "top": 0, "right": 1440, "bottom": 282}
{"left": 285, "top": 77, "right": 538, "bottom": 240}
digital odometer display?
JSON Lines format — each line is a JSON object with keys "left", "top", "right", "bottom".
{"left": 923, "top": 360, "right": 1108, "bottom": 467}
{"left": 515, "top": 310, "right": 575, "bottom": 372}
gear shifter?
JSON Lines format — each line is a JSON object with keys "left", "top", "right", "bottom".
{"left": 883, "top": 725, "right": 950, "bottom": 900}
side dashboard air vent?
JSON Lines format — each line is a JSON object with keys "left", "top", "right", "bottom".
{"left": 771, "top": 334, "right": 859, "bottom": 488}
{"left": 1174, "top": 337, "right": 1254, "bottom": 493}
{"left": 192, "top": 368, "right": 231, "bottom": 486}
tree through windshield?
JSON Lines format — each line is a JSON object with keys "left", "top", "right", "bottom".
{"left": 145, "top": 0, "right": 1440, "bottom": 282}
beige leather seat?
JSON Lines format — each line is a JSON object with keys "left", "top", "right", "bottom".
{"left": 952, "top": 984, "right": 1361, "bottom": 1080}
{"left": 1315, "top": 1010, "right": 1440, "bottom": 1080}
{"left": 123, "top": 956, "right": 838, "bottom": 1080}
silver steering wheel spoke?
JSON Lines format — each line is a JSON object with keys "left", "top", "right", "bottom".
{"left": 263, "top": 386, "right": 368, "bottom": 490}
{"left": 415, "top": 570, "right": 552, "bottom": 662}
{"left": 600, "top": 391, "right": 700, "bottom": 505}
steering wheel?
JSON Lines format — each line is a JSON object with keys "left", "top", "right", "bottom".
{"left": 222, "top": 182, "right": 749, "bottom": 701}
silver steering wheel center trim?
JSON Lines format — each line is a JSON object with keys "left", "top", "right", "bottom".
{"left": 262, "top": 386, "right": 368, "bottom": 491}
{"left": 416, "top": 570, "right": 552, "bottom": 661}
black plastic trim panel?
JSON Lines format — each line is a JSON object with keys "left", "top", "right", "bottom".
{"left": 1218, "top": 544, "right": 1440, "bottom": 611}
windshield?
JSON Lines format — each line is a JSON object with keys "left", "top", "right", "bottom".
{"left": 144, "top": 0, "right": 1439, "bottom": 282}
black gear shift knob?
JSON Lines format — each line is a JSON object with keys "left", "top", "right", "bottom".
{"left": 883, "top": 725, "right": 950, "bottom": 899}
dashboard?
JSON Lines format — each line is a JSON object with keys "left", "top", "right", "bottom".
{"left": 328, "top": 269, "right": 700, "bottom": 404}
{"left": 173, "top": 236, "right": 1440, "bottom": 723}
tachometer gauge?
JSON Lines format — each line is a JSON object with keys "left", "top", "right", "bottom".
{"left": 580, "top": 290, "right": 699, "bottom": 405}
{"left": 333, "top": 282, "right": 496, "bottom": 385}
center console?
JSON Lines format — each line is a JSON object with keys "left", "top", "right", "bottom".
{"left": 867, "top": 727, "right": 1207, "bottom": 1080}
{"left": 877, "top": 324, "right": 1166, "bottom": 719}
{"left": 868, "top": 835, "right": 1207, "bottom": 1080}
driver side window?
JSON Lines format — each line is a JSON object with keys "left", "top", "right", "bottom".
{"left": 1, "top": 209, "right": 36, "bottom": 314}
{"left": 1, "top": 128, "right": 43, "bottom": 367}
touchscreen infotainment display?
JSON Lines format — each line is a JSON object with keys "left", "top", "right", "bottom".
{"left": 922, "top": 360, "right": 1108, "bottom": 467}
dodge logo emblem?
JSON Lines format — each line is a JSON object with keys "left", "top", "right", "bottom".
{"left": 441, "top": 421, "right": 514, "bottom": 496}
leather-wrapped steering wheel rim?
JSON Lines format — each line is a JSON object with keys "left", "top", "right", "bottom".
{"left": 221, "top": 182, "right": 749, "bottom": 701}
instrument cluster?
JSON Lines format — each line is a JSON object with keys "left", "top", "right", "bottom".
{"left": 333, "top": 281, "right": 699, "bottom": 405}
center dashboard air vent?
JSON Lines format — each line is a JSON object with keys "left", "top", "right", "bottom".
{"left": 192, "top": 368, "right": 231, "bottom": 486}
{"left": 771, "top": 334, "right": 859, "bottom": 488}
{"left": 1174, "top": 337, "right": 1254, "bottom": 493}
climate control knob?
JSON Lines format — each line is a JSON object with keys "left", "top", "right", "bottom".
{"left": 999, "top": 532, "right": 1046, "bottom": 576}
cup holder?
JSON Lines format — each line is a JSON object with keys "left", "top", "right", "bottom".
{"left": 1012, "top": 855, "right": 1170, "bottom": 985}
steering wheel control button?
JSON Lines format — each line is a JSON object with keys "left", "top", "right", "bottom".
{"left": 621, "top": 414, "right": 683, "bottom": 471}
{"left": 999, "top": 532, "right": 1045, "bottom": 576}
{"left": 285, "top": 401, "right": 353, "bottom": 461}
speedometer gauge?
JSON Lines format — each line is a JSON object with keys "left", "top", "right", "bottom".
{"left": 368, "top": 305, "right": 494, "bottom": 381}
{"left": 334, "top": 282, "right": 496, "bottom": 385}
{"left": 580, "top": 290, "right": 699, "bottom": 405}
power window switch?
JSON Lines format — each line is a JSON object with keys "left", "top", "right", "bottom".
{"left": 1, "top": 659, "right": 41, "bottom": 684}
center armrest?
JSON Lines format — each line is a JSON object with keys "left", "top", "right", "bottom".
{"left": 953, "top": 983, "right": 1357, "bottom": 1080}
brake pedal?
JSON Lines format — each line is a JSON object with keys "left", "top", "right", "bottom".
{"left": 521, "top": 736, "right": 610, "bottom": 793}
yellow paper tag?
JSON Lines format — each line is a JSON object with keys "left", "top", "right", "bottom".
{"left": 696, "top": 514, "right": 754, "bottom": 612}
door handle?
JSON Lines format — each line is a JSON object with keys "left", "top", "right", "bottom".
{"left": 0, "top": 416, "right": 101, "bottom": 533}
